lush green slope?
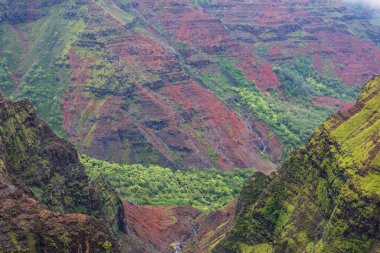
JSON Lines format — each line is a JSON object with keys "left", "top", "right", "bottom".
{"left": 197, "top": 57, "right": 346, "bottom": 156}
{"left": 0, "top": 1, "right": 84, "bottom": 136}
{"left": 214, "top": 77, "right": 380, "bottom": 252}
{"left": 82, "top": 156, "right": 253, "bottom": 212}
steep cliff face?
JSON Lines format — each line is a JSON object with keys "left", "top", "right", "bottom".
{"left": 0, "top": 177, "right": 118, "bottom": 253}
{"left": 0, "top": 93, "right": 126, "bottom": 252}
{"left": 214, "top": 77, "right": 380, "bottom": 252}
{"left": 1, "top": 0, "right": 380, "bottom": 171}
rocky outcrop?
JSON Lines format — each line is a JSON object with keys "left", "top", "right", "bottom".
{"left": 123, "top": 201, "right": 202, "bottom": 253}
{"left": 0, "top": 93, "right": 126, "bottom": 252}
{"left": 0, "top": 177, "right": 118, "bottom": 253}
{"left": 214, "top": 77, "right": 380, "bottom": 252}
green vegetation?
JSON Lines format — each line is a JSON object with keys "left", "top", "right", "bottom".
{"left": 0, "top": 4, "right": 86, "bottom": 137}
{"left": 0, "top": 59, "right": 13, "bottom": 94}
{"left": 197, "top": 58, "right": 334, "bottom": 156}
{"left": 0, "top": 90, "right": 123, "bottom": 252}
{"left": 0, "top": 0, "right": 363, "bottom": 171}
{"left": 253, "top": 44, "right": 269, "bottom": 58}
{"left": 81, "top": 155, "right": 254, "bottom": 212}
{"left": 236, "top": 242, "right": 273, "bottom": 253}
{"left": 100, "top": 241, "right": 112, "bottom": 253}
{"left": 273, "top": 55, "right": 359, "bottom": 100}
{"left": 214, "top": 78, "right": 380, "bottom": 253}
{"left": 192, "top": 0, "right": 210, "bottom": 8}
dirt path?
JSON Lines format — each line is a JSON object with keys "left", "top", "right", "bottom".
{"left": 6, "top": 68, "right": 20, "bottom": 89}
{"left": 11, "top": 25, "right": 29, "bottom": 53}
{"left": 9, "top": 24, "right": 31, "bottom": 86}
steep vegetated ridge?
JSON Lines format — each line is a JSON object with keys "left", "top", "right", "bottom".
{"left": 0, "top": 93, "right": 126, "bottom": 252}
{"left": 214, "top": 77, "right": 380, "bottom": 252}
{"left": 1, "top": 0, "right": 380, "bottom": 171}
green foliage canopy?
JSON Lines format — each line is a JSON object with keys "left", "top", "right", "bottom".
{"left": 81, "top": 156, "right": 254, "bottom": 212}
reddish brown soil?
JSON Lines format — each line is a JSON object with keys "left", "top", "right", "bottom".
{"left": 315, "top": 31, "right": 380, "bottom": 85}
{"left": 313, "top": 96, "right": 353, "bottom": 111}
{"left": 161, "top": 81, "right": 279, "bottom": 171}
{"left": 138, "top": 0, "right": 281, "bottom": 92}
{"left": 62, "top": 1, "right": 280, "bottom": 172}
{"left": 182, "top": 202, "right": 237, "bottom": 253}
{"left": 124, "top": 201, "right": 202, "bottom": 253}
{"left": 11, "top": 25, "right": 29, "bottom": 52}
{"left": 61, "top": 0, "right": 380, "bottom": 172}
{"left": 6, "top": 67, "right": 20, "bottom": 89}
{"left": 123, "top": 201, "right": 236, "bottom": 253}
{"left": 201, "top": 0, "right": 380, "bottom": 86}
{"left": 67, "top": 48, "right": 91, "bottom": 85}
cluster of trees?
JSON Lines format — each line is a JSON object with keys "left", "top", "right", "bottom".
{"left": 208, "top": 58, "right": 333, "bottom": 156}
{"left": 81, "top": 156, "right": 254, "bottom": 212}
{"left": 233, "top": 87, "right": 302, "bottom": 154}
{"left": 20, "top": 62, "right": 65, "bottom": 137}
{"left": 0, "top": 59, "right": 13, "bottom": 94}
{"left": 211, "top": 55, "right": 363, "bottom": 157}
{"left": 273, "top": 55, "right": 359, "bottom": 101}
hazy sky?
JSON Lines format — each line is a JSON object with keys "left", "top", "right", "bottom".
{"left": 344, "top": 0, "right": 380, "bottom": 8}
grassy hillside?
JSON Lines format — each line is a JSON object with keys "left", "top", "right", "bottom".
{"left": 0, "top": 1, "right": 85, "bottom": 136}
{"left": 214, "top": 77, "right": 380, "bottom": 252}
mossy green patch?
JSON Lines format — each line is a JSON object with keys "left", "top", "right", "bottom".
{"left": 251, "top": 243, "right": 274, "bottom": 253}
{"left": 82, "top": 155, "right": 253, "bottom": 212}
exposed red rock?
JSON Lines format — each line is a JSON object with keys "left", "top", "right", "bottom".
{"left": 0, "top": 93, "right": 124, "bottom": 252}
{"left": 201, "top": 0, "right": 380, "bottom": 86}
{"left": 124, "top": 201, "right": 201, "bottom": 252}
{"left": 137, "top": 0, "right": 281, "bottom": 92}
{"left": 313, "top": 96, "right": 353, "bottom": 111}
{"left": 182, "top": 202, "right": 237, "bottom": 253}
{"left": 0, "top": 178, "right": 118, "bottom": 253}
{"left": 123, "top": 201, "right": 236, "bottom": 253}
{"left": 4, "top": 0, "right": 380, "bottom": 172}
{"left": 61, "top": 0, "right": 280, "bottom": 172}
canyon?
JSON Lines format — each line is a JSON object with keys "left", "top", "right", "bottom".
{"left": 0, "top": 1, "right": 379, "bottom": 252}
{"left": 1, "top": 0, "right": 379, "bottom": 172}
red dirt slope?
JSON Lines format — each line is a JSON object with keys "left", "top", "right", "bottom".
{"left": 313, "top": 96, "right": 353, "bottom": 111}
{"left": 62, "top": 1, "right": 281, "bottom": 172}
{"left": 123, "top": 201, "right": 236, "bottom": 253}
{"left": 124, "top": 201, "right": 200, "bottom": 252}
{"left": 8, "top": 0, "right": 380, "bottom": 172}
{"left": 201, "top": 0, "right": 380, "bottom": 86}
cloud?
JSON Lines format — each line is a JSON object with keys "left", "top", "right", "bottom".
{"left": 343, "top": 0, "right": 380, "bottom": 9}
